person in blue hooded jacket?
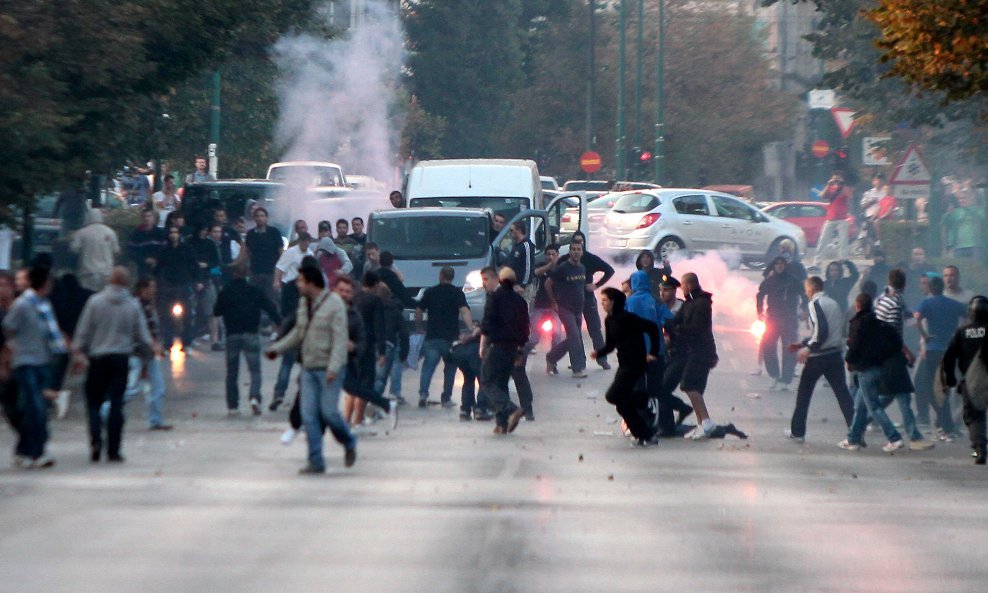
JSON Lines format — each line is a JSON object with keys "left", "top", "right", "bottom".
{"left": 626, "top": 270, "right": 681, "bottom": 435}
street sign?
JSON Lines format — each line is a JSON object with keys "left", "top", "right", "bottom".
{"left": 889, "top": 144, "right": 930, "bottom": 201}
{"left": 808, "top": 89, "right": 836, "bottom": 109}
{"left": 580, "top": 151, "right": 602, "bottom": 174}
{"left": 831, "top": 108, "right": 857, "bottom": 139}
{"left": 863, "top": 136, "right": 892, "bottom": 166}
{"left": 811, "top": 139, "right": 830, "bottom": 159}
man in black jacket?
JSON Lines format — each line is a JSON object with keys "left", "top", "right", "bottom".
{"left": 572, "top": 232, "right": 614, "bottom": 369}
{"left": 840, "top": 292, "right": 906, "bottom": 452}
{"left": 942, "top": 295, "right": 988, "bottom": 464}
{"left": 591, "top": 287, "right": 661, "bottom": 447}
{"left": 674, "top": 273, "right": 719, "bottom": 439}
{"left": 756, "top": 257, "right": 805, "bottom": 390}
{"left": 481, "top": 267, "right": 529, "bottom": 434}
{"left": 214, "top": 264, "right": 281, "bottom": 415}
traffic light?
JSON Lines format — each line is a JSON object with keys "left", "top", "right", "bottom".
{"left": 829, "top": 145, "right": 849, "bottom": 173}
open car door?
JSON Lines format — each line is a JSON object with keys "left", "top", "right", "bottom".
{"left": 544, "top": 192, "right": 588, "bottom": 255}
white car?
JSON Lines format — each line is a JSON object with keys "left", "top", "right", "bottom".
{"left": 603, "top": 188, "right": 807, "bottom": 267}
{"left": 540, "top": 175, "right": 560, "bottom": 191}
{"left": 266, "top": 161, "right": 347, "bottom": 187}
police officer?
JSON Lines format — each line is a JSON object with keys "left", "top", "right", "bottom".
{"left": 942, "top": 296, "right": 988, "bottom": 464}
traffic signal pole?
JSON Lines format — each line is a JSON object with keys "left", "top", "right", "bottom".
{"left": 653, "top": 0, "right": 665, "bottom": 185}
{"left": 586, "top": 1, "right": 596, "bottom": 157}
{"left": 615, "top": 0, "right": 627, "bottom": 181}
{"left": 634, "top": 0, "right": 643, "bottom": 164}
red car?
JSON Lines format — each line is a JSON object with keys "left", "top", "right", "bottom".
{"left": 761, "top": 201, "right": 858, "bottom": 248}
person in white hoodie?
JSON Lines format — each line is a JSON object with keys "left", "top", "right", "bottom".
{"left": 70, "top": 209, "right": 120, "bottom": 292}
{"left": 73, "top": 267, "right": 152, "bottom": 463}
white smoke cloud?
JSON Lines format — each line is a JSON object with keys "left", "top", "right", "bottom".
{"left": 269, "top": 0, "right": 404, "bottom": 229}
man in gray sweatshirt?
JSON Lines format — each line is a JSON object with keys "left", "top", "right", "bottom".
{"left": 73, "top": 267, "right": 152, "bottom": 463}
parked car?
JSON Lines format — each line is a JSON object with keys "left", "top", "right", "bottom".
{"left": 562, "top": 179, "right": 611, "bottom": 201}
{"left": 266, "top": 161, "right": 348, "bottom": 187}
{"left": 760, "top": 201, "right": 858, "bottom": 248}
{"left": 587, "top": 191, "right": 624, "bottom": 234}
{"left": 540, "top": 175, "right": 560, "bottom": 191}
{"left": 603, "top": 189, "right": 807, "bottom": 267}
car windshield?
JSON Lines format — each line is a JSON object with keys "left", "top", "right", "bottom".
{"left": 611, "top": 193, "right": 659, "bottom": 214}
{"left": 408, "top": 196, "right": 527, "bottom": 221}
{"left": 563, "top": 181, "right": 610, "bottom": 192}
{"left": 183, "top": 184, "right": 281, "bottom": 230}
{"left": 371, "top": 215, "right": 490, "bottom": 259}
{"left": 269, "top": 166, "right": 344, "bottom": 187}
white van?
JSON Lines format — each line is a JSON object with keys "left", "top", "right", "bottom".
{"left": 406, "top": 159, "right": 545, "bottom": 219}
{"left": 266, "top": 161, "right": 348, "bottom": 187}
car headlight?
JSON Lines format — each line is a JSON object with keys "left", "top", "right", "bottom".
{"left": 462, "top": 270, "right": 484, "bottom": 294}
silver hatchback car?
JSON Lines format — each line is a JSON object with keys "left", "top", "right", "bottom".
{"left": 603, "top": 189, "right": 807, "bottom": 266}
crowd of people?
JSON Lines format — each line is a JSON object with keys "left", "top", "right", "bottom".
{"left": 2, "top": 161, "right": 987, "bottom": 471}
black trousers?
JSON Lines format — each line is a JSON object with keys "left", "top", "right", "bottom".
{"left": 343, "top": 359, "right": 391, "bottom": 410}
{"left": 961, "top": 383, "right": 987, "bottom": 449}
{"left": 481, "top": 343, "right": 520, "bottom": 426}
{"left": 512, "top": 355, "right": 534, "bottom": 415}
{"left": 606, "top": 366, "right": 655, "bottom": 441}
{"left": 85, "top": 354, "right": 130, "bottom": 457}
{"left": 659, "top": 354, "right": 691, "bottom": 433}
{"left": 790, "top": 351, "right": 854, "bottom": 438}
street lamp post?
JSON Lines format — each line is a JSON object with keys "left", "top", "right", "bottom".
{"left": 634, "top": 0, "right": 644, "bottom": 179}
{"left": 653, "top": 0, "right": 665, "bottom": 185}
{"left": 616, "top": 0, "right": 627, "bottom": 181}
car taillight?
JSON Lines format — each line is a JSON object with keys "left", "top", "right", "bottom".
{"left": 637, "top": 213, "right": 661, "bottom": 228}
{"left": 561, "top": 214, "right": 571, "bottom": 223}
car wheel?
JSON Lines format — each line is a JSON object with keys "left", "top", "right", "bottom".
{"left": 654, "top": 237, "right": 685, "bottom": 261}
{"left": 749, "top": 236, "right": 797, "bottom": 270}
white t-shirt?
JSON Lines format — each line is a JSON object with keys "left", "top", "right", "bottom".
{"left": 275, "top": 244, "right": 315, "bottom": 283}
{"left": 861, "top": 188, "right": 882, "bottom": 218}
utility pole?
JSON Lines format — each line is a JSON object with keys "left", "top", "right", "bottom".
{"left": 653, "top": 0, "right": 665, "bottom": 185}
{"left": 633, "top": 0, "right": 644, "bottom": 168}
{"left": 585, "top": 1, "right": 596, "bottom": 157}
{"left": 209, "top": 69, "right": 221, "bottom": 178}
{"left": 615, "top": 0, "right": 627, "bottom": 181}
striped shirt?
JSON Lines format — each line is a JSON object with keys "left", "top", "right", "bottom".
{"left": 875, "top": 287, "right": 906, "bottom": 335}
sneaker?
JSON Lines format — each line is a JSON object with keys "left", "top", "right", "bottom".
{"left": 545, "top": 355, "right": 559, "bottom": 376}
{"left": 269, "top": 396, "right": 284, "bottom": 412}
{"left": 107, "top": 454, "right": 125, "bottom": 463}
{"left": 149, "top": 424, "right": 174, "bottom": 431}
{"left": 55, "top": 390, "right": 71, "bottom": 419}
{"left": 387, "top": 401, "right": 399, "bottom": 431}
{"left": 32, "top": 456, "right": 56, "bottom": 469}
{"left": 749, "top": 368, "right": 763, "bottom": 376}
{"left": 393, "top": 395, "right": 407, "bottom": 406}
{"left": 777, "top": 382, "right": 791, "bottom": 392}
{"left": 688, "top": 426, "right": 711, "bottom": 440}
{"left": 280, "top": 428, "right": 298, "bottom": 445}
{"left": 935, "top": 427, "right": 954, "bottom": 442}
{"left": 597, "top": 360, "right": 611, "bottom": 370}
{"left": 459, "top": 409, "right": 472, "bottom": 421}
{"left": 769, "top": 380, "right": 780, "bottom": 391}
{"left": 12, "top": 455, "right": 31, "bottom": 468}
{"left": 675, "top": 404, "right": 694, "bottom": 427}
{"left": 909, "top": 439, "right": 935, "bottom": 451}
{"left": 783, "top": 429, "right": 805, "bottom": 443}
{"left": 524, "top": 411, "right": 535, "bottom": 422}
{"left": 440, "top": 400, "right": 456, "bottom": 409}
{"left": 211, "top": 342, "right": 225, "bottom": 352}
{"left": 975, "top": 446, "right": 987, "bottom": 465}
{"left": 571, "top": 369, "right": 588, "bottom": 379}
{"left": 250, "top": 397, "right": 262, "bottom": 415}
{"left": 344, "top": 447, "right": 357, "bottom": 468}
{"left": 632, "top": 435, "right": 659, "bottom": 448}
{"left": 882, "top": 440, "right": 904, "bottom": 453}
{"left": 227, "top": 408, "right": 241, "bottom": 417}
{"left": 298, "top": 464, "right": 325, "bottom": 475}
{"left": 474, "top": 408, "right": 493, "bottom": 421}
{"left": 507, "top": 408, "right": 525, "bottom": 433}
{"left": 838, "top": 439, "right": 861, "bottom": 451}
{"left": 418, "top": 398, "right": 428, "bottom": 408}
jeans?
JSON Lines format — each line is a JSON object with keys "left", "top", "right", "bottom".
{"left": 583, "top": 291, "right": 607, "bottom": 363}
{"left": 481, "top": 343, "right": 520, "bottom": 426}
{"left": 449, "top": 341, "right": 487, "bottom": 411}
{"left": 546, "top": 306, "right": 586, "bottom": 372}
{"left": 848, "top": 367, "right": 902, "bottom": 444}
{"left": 249, "top": 274, "right": 277, "bottom": 328}
{"left": 879, "top": 392, "right": 924, "bottom": 441}
{"left": 300, "top": 367, "right": 355, "bottom": 471}
{"left": 226, "top": 333, "right": 262, "bottom": 410}
{"left": 913, "top": 350, "right": 954, "bottom": 432}
{"left": 761, "top": 314, "right": 798, "bottom": 384}
{"left": 374, "top": 342, "right": 404, "bottom": 398}
{"left": 85, "top": 354, "right": 129, "bottom": 457}
{"left": 13, "top": 365, "right": 49, "bottom": 459}
{"left": 813, "top": 219, "right": 849, "bottom": 267}
{"left": 418, "top": 338, "right": 455, "bottom": 402}
{"left": 790, "top": 351, "right": 855, "bottom": 438}
{"left": 274, "top": 349, "right": 298, "bottom": 399}
{"left": 125, "top": 356, "right": 166, "bottom": 427}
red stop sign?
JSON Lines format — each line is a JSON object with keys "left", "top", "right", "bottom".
{"left": 811, "top": 139, "right": 830, "bottom": 159}
{"left": 580, "top": 151, "right": 602, "bottom": 173}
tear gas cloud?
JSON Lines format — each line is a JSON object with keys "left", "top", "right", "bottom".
{"left": 268, "top": 0, "right": 403, "bottom": 230}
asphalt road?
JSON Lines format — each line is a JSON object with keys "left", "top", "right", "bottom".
{"left": 2, "top": 277, "right": 987, "bottom": 593}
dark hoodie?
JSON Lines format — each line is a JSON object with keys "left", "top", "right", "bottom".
{"left": 756, "top": 257, "right": 806, "bottom": 319}
{"left": 674, "top": 288, "right": 717, "bottom": 362}
{"left": 481, "top": 278, "right": 529, "bottom": 346}
{"left": 596, "top": 303, "right": 660, "bottom": 373}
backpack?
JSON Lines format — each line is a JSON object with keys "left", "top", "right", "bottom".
{"left": 964, "top": 342, "right": 988, "bottom": 410}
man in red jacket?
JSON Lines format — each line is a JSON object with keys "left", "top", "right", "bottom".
{"left": 812, "top": 172, "right": 851, "bottom": 269}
